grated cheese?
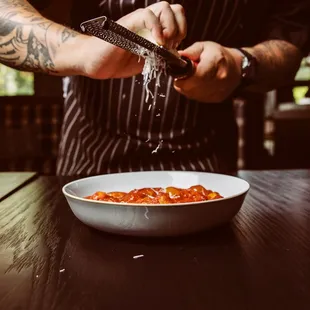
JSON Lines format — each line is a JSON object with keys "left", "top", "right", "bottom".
{"left": 133, "top": 254, "right": 144, "bottom": 259}
{"left": 138, "top": 48, "right": 166, "bottom": 103}
{"left": 151, "top": 139, "right": 163, "bottom": 154}
{"left": 136, "top": 29, "right": 176, "bottom": 103}
{"left": 144, "top": 207, "right": 149, "bottom": 219}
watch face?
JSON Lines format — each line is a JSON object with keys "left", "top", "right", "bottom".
{"left": 242, "top": 53, "right": 257, "bottom": 80}
{"left": 235, "top": 48, "right": 257, "bottom": 89}
{"left": 242, "top": 56, "right": 249, "bottom": 69}
{"left": 241, "top": 57, "right": 250, "bottom": 77}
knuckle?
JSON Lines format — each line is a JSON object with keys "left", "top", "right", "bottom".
{"left": 203, "top": 41, "right": 212, "bottom": 48}
{"left": 134, "top": 8, "right": 146, "bottom": 17}
{"left": 165, "top": 27, "right": 178, "bottom": 37}
{"left": 143, "top": 8, "right": 157, "bottom": 21}
{"left": 159, "top": 1, "right": 170, "bottom": 8}
{"left": 179, "top": 28, "right": 187, "bottom": 39}
{"left": 143, "top": 8, "right": 152, "bottom": 15}
{"left": 216, "top": 55, "right": 228, "bottom": 80}
{"left": 195, "top": 41, "right": 204, "bottom": 48}
{"left": 173, "top": 4, "right": 184, "bottom": 13}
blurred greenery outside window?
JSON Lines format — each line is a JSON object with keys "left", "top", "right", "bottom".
{"left": 0, "top": 64, "right": 34, "bottom": 96}
{"left": 294, "top": 57, "right": 310, "bottom": 103}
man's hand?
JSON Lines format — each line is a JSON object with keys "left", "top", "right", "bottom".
{"left": 0, "top": 1, "right": 186, "bottom": 79}
{"left": 173, "top": 41, "right": 242, "bottom": 103}
{"left": 81, "top": 1, "right": 187, "bottom": 79}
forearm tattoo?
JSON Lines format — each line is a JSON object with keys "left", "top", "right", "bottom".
{"left": 0, "top": 0, "right": 78, "bottom": 74}
{"left": 250, "top": 40, "right": 302, "bottom": 89}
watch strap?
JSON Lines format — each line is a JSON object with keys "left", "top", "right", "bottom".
{"left": 233, "top": 48, "right": 257, "bottom": 97}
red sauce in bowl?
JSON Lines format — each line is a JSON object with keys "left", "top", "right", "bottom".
{"left": 85, "top": 185, "right": 223, "bottom": 204}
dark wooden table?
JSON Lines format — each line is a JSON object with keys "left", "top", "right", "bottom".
{"left": 1, "top": 170, "right": 310, "bottom": 310}
{"left": 0, "top": 172, "right": 37, "bottom": 201}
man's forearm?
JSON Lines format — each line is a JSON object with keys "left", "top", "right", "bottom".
{"left": 245, "top": 40, "right": 303, "bottom": 92}
{"left": 0, "top": 0, "right": 88, "bottom": 75}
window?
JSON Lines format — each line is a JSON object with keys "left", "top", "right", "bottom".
{"left": 0, "top": 64, "right": 34, "bottom": 96}
{"left": 294, "top": 57, "right": 310, "bottom": 104}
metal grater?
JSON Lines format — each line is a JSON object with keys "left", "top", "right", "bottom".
{"left": 80, "top": 16, "right": 194, "bottom": 79}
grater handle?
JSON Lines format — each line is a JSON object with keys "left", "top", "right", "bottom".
{"left": 166, "top": 56, "right": 195, "bottom": 79}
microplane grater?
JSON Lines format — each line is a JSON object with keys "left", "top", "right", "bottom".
{"left": 80, "top": 16, "right": 194, "bottom": 78}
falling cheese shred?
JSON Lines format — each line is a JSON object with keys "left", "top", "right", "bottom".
{"left": 140, "top": 48, "right": 165, "bottom": 102}
{"left": 135, "top": 29, "right": 176, "bottom": 103}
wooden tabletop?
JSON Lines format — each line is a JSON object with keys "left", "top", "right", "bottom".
{"left": 0, "top": 172, "right": 37, "bottom": 201}
{"left": 0, "top": 170, "right": 310, "bottom": 310}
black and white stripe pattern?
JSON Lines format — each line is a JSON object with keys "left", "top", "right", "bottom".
{"left": 57, "top": 0, "right": 243, "bottom": 176}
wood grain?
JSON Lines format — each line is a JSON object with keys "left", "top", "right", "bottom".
{"left": 0, "top": 170, "right": 310, "bottom": 310}
{"left": 0, "top": 172, "right": 37, "bottom": 201}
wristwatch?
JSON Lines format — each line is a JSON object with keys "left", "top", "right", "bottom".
{"left": 233, "top": 48, "right": 258, "bottom": 95}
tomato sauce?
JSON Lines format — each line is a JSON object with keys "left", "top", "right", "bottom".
{"left": 85, "top": 185, "right": 223, "bottom": 204}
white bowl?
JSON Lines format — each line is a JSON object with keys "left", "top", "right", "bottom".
{"left": 62, "top": 171, "right": 250, "bottom": 237}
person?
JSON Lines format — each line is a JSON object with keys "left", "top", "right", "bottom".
{"left": 0, "top": 0, "right": 309, "bottom": 176}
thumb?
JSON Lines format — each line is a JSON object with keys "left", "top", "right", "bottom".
{"left": 178, "top": 41, "right": 204, "bottom": 62}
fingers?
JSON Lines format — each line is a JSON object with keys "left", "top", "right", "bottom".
{"left": 178, "top": 41, "right": 205, "bottom": 62}
{"left": 148, "top": 1, "right": 186, "bottom": 48}
{"left": 174, "top": 42, "right": 206, "bottom": 91}
{"left": 143, "top": 9, "right": 165, "bottom": 45}
{"left": 170, "top": 4, "right": 187, "bottom": 48}
{"left": 173, "top": 84, "right": 194, "bottom": 99}
{"left": 118, "top": 8, "right": 164, "bottom": 45}
{"left": 174, "top": 72, "right": 200, "bottom": 93}
{"left": 148, "top": 1, "right": 177, "bottom": 48}
{"left": 174, "top": 42, "right": 238, "bottom": 103}
{"left": 119, "top": 2, "right": 187, "bottom": 49}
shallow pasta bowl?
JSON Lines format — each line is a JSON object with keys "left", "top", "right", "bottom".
{"left": 62, "top": 171, "right": 250, "bottom": 237}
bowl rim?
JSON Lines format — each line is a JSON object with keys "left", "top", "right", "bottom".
{"left": 62, "top": 171, "right": 250, "bottom": 208}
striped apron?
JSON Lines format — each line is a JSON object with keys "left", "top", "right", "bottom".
{"left": 57, "top": 0, "right": 246, "bottom": 176}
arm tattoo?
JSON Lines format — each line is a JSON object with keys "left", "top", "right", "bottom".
{"left": 61, "top": 28, "right": 77, "bottom": 43}
{"left": 249, "top": 40, "right": 302, "bottom": 90}
{"left": 0, "top": 0, "right": 79, "bottom": 74}
{"left": 0, "top": 19, "right": 57, "bottom": 73}
{"left": 0, "top": 0, "right": 37, "bottom": 13}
